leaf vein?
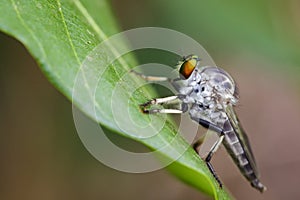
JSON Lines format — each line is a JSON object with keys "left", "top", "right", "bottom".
{"left": 73, "top": 0, "right": 130, "bottom": 72}
{"left": 10, "top": 0, "right": 47, "bottom": 61}
{"left": 56, "top": 0, "right": 81, "bottom": 66}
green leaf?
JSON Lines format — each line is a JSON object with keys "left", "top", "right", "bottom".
{"left": 0, "top": 0, "right": 232, "bottom": 199}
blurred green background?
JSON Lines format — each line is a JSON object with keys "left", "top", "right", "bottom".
{"left": 1, "top": 0, "right": 300, "bottom": 199}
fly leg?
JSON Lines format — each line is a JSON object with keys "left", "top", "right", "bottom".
{"left": 193, "top": 132, "right": 224, "bottom": 188}
{"left": 142, "top": 108, "right": 183, "bottom": 114}
{"left": 205, "top": 135, "right": 224, "bottom": 188}
{"left": 140, "top": 96, "right": 187, "bottom": 114}
{"left": 140, "top": 96, "right": 179, "bottom": 107}
{"left": 192, "top": 117, "right": 225, "bottom": 188}
{"left": 130, "top": 70, "right": 185, "bottom": 114}
{"left": 130, "top": 70, "right": 170, "bottom": 82}
{"left": 192, "top": 134, "right": 206, "bottom": 153}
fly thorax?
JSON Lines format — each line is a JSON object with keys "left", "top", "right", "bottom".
{"left": 187, "top": 66, "right": 238, "bottom": 125}
{"left": 201, "top": 66, "right": 238, "bottom": 106}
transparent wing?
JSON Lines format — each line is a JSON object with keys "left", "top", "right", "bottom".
{"left": 225, "top": 105, "right": 259, "bottom": 176}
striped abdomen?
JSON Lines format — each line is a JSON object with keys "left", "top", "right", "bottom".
{"left": 222, "top": 120, "right": 266, "bottom": 192}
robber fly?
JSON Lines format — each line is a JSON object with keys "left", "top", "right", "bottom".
{"left": 131, "top": 55, "right": 266, "bottom": 192}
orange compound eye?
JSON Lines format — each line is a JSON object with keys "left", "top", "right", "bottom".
{"left": 179, "top": 56, "right": 198, "bottom": 79}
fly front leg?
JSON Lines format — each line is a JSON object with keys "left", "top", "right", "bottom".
{"left": 140, "top": 96, "right": 187, "bottom": 114}
{"left": 131, "top": 70, "right": 185, "bottom": 114}
{"left": 140, "top": 96, "right": 179, "bottom": 107}
{"left": 142, "top": 108, "right": 183, "bottom": 114}
{"left": 130, "top": 70, "right": 170, "bottom": 82}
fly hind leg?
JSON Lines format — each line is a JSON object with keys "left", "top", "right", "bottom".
{"left": 205, "top": 135, "right": 224, "bottom": 188}
{"left": 193, "top": 134, "right": 224, "bottom": 188}
{"left": 192, "top": 118, "right": 225, "bottom": 188}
